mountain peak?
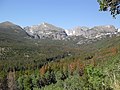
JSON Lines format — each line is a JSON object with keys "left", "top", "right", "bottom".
{"left": 24, "top": 22, "right": 67, "bottom": 40}
{"left": 41, "top": 22, "right": 50, "bottom": 27}
{"left": 2, "top": 21, "right": 14, "bottom": 24}
{"left": 42, "top": 22, "right": 48, "bottom": 25}
{"left": 41, "top": 22, "right": 56, "bottom": 27}
{"left": 0, "top": 21, "right": 15, "bottom": 26}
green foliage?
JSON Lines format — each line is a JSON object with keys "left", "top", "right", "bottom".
{"left": 1, "top": 26, "right": 120, "bottom": 90}
{"left": 17, "top": 76, "right": 24, "bottom": 90}
{"left": 85, "top": 66, "right": 106, "bottom": 90}
{"left": 63, "top": 75, "right": 83, "bottom": 90}
{"left": 102, "top": 54, "right": 120, "bottom": 90}
{"left": 23, "top": 76, "right": 33, "bottom": 90}
{"left": 97, "top": 0, "right": 120, "bottom": 17}
{"left": 31, "top": 75, "right": 39, "bottom": 88}
{"left": 18, "top": 75, "right": 33, "bottom": 90}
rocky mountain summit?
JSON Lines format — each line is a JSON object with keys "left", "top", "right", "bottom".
{"left": 24, "top": 22, "right": 119, "bottom": 42}
{"left": 0, "top": 21, "right": 120, "bottom": 44}
{"left": 66, "top": 25, "right": 117, "bottom": 38}
{"left": 24, "top": 22, "right": 67, "bottom": 40}
{"left": 65, "top": 25, "right": 119, "bottom": 44}
{"left": 65, "top": 26, "right": 90, "bottom": 36}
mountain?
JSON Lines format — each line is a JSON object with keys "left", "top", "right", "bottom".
{"left": 0, "top": 21, "right": 119, "bottom": 45}
{"left": 24, "top": 22, "right": 67, "bottom": 40}
{"left": 65, "top": 25, "right": 119, "bottom": 44}
{"left": 66, "top": 25, "right": 117, "bottom": 38}
{"left": 87, "top": 25, "right": 117, "bottom": 38}
{"left": 0, "top": 21, "right": 120, "bottom": 90}
{"left": 65, "top": 26, "right": 90, "bottom": 36}
{"left": 0, "top": 21, "right": 27, "bottom": 42}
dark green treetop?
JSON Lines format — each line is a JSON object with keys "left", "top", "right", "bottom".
{"left": 97, "top": 0, "right": 120, "bottom": 17}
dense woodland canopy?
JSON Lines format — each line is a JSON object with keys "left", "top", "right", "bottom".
{"left": 0, "top": 35, "right": 120, "bottom": 90}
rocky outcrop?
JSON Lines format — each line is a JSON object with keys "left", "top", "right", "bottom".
{"left": 66, "top": 25, "right": 117, "bottom": 39}
{"left": 65, "top": 26, "right": 90, "bottom": 36}
{"left": 86, "top": 25, "right": 117, "bottom": 38}
{"left": 0, "top": 21, "right": 119, "bottom": 44}
{"left": 65, "top": 25, "right": 118, "bottom": 45}
{"left": 24, "top": 22, "right": 67, "bottom": 40}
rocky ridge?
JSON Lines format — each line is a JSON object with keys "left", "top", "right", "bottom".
{"left": 24, "top": 22, "right": 67, "bottom": 40}
{"left": 0, "top": 21, "right": 120, "bottom": 44}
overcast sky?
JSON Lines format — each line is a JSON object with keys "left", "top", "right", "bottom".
{"left": 0, "top": 0, "right": 120, "bottom": 29}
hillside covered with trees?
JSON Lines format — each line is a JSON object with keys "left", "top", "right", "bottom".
{"left": 0, "top": 31, "right": 120, "bottom": 90}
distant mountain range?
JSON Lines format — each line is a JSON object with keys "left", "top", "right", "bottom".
{"left": 24, "top": 22, "right": 67, "bottom": 40}
{"left": 66, "top": 25, "right": 117, "bottom": 37}
{"left": 0, "top": 21, "right": 120, "bottom": 44}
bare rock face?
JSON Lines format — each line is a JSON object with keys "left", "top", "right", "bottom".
{"left": 92, "top": 25, "right": 117, "bottom": 33}
{"left": 24, "top": 23, "right": 118, "bottom": 44}
{"left": 66, "top": 25, "right": 117, "bottom": 38}
{"left": 65, "top": 25, "right": 118, "bottom": 45}
{"left": 85, "top": 25, "right": 117, "bottom": 39}
{"left": 24, "top": 22, "right": 67, "bottom": 40}
{"left": 65, "top": 26, "right": 90, "bottom": 36}
{"left": 0, "top": 21, "right": 119, "bottom": 45}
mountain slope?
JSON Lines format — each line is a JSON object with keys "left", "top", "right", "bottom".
{"left": 0, "top": 21, "right": 27, "bottom": 43}
{"left": 0, "top": 21, "right": 120, "bottom": 90}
